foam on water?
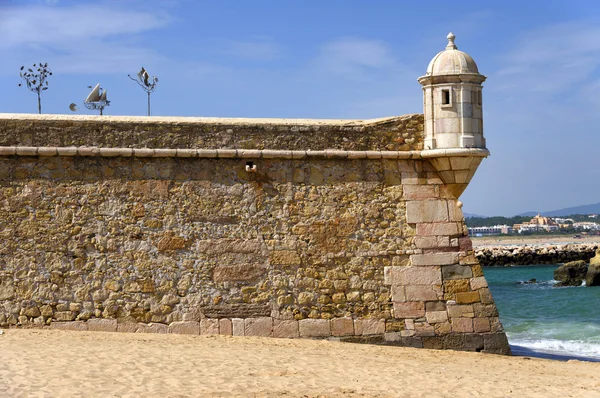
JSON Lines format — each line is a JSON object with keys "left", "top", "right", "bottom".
{"left": 510, "top": 339, "right": 600, "bottom": 361}
{"left": 484, "top": 264, "right": 600, "bottom": 362}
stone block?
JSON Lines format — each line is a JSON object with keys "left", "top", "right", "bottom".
{"left": 219, "top": 319, "right": 233, "bottom": 335}
{"left": 54, "top": 311, "right": 76, "bottom": 321}
{"left": 391, "top": 256, "right": 410, "bottom": 267}
{"left": 489, "top": 317, "right": 504, "bottom": 333}
{"left": 393, "top": 302, "right": 425, "bottom": 319}
{"left": 483, "top": 333, "right": 511, "bottom": 355}
{"left": 299, "top": 319, "right": 331, "bottom": 337}
{"left": 426, "top": 311, "right": 448, "bottom": 324}
{"left": 403, "top": 185, "right": 438, "bottom": 200}
{"left": 414, "top": 322, "right": 435, "bottom": 337}
{"left": 438, "top": 171, "right": 455, "bottom": 184}
{"left": 136, "top": 323, "right": 168, "bottom": 334}
{"left": 423, "top": 337, "right": 444, "bottom": 349}
{"left": 269, "top": 250, "right": 301, "bottom": 266}
{"left": 426, "top": 301, "right": 446, "bottom": 311}
{"left": 384, "top": 266, "right": 441, "bottom": 286}
{"left": 463, "top": 334, "right": 484, "bottom": 352}
{"left": 460, "top": 254, "right": 479, "bottom": 266}
{"left": 157, "top": 235, "right": 187, "bottom": 251}
{"left": 411, "top": 252, "right": 458, "bottom": 267}
{"left": 429, "top": 157, "right": 451, "bottom": 171}
{"left": 401, "top": 337, "right": 424, "bottom": 348}
{"left": 232, "top": 318, "right": 245, "bottom": 336}
{"left": 390, "top": 285, "right": 406, "bottom": 302}
{"left": 213, "top": 265, "right": 266, "bottom": 282}
{"left": 355, "top": 319, "right": 385, "bottom": 336}
{"left": 442, "top": 264, "right": 473, "bottom": 280}
{"left": 87, "top": 318, "right": 117, "bottom": 332}
{"left": 183, "top": 308, "right": 202, "bottom": 322}
{"left": 169, "top": 321, "right": 200, "bottom": 335}
{"left": 405, "top": 285, "right": 442, "bottom": 301}
{"left": 447, "top": 304, "right": 474, "bottom": 318}
{"left": 473, "top": 303, "right": 499, "bottom": 318}
{"left": 449, "top": 157, "right": 473, "bottom": 170}
{"left": 406, "top": 200, "right": 449, "bottom": 223}
{"left": 451, "top": 318, "right": 473, "bottom": 333}
{"left": 447, "top": 201, "right": 464, "bottom": 222}
{"left": 384, "top": 332, "right": 402, "bottom": 342}
{"left": 470, "top": 277, "right": 488, "bottom": 290}
{"left": 414, "top": 236, "right": 450, "bottom": 249}
{"left": 273, "top": 320, "right": 299, "bottom": 338}
{"left": 434, "top": 321, "right": 452, "bottom": 335}
{"left": 479, "top": 288, "right": 494, "bottom": 304}
{"left": 117, "top": 323, "right": 139, "bottom": 333}
{"left": 416, "top": 222, "right": 460, "bottom": 236}
{"left": 427, "top": 173, "right": 444, "bottom": 185}
{"left": 331, "top": 318, "right": 354, "bottom": 337}
{"left": 50, "top": 321, "right": 88, "bottom": 331}
{"left": 473, "top": 317, "right": 491, "bottom": 333}
{"left": 401, "top": 172, "right": 422, "bottom": 185}
{"left": 459, "top": 237, "right": 473, "bottom": 251}
{"left": 200, "top": 318, "right": 220, "bottom": 335}
{"left": 444, "top": 279, "right": 470, "bottom": 293}
{"left": 397, "top": 160, "right": 416, "bottom": 172}
{"left": 455, "top": 291, "right": 480, "bottom": 304}
{"left": 244, "top": 317, "right": 273, "bottom": 337}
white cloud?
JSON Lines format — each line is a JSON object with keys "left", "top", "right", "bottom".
{"left": 493, "top": 21, "right": 600, "bottom": 94}
{"left": 0, "top": 2, "right": 172, "bottom": 74}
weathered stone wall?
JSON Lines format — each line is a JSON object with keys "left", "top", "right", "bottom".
{"left": 0, "top": 114, "right": 509, "bottom": 354}
{"left": 0, "top": 114, "right": 423, "bottom": 151}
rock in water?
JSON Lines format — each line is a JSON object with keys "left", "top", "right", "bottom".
{"left": 554, "top": 260, "right": 588, "bottom": 287}
{"left": 586, "top": 250, "right": 600, "bottom": 287}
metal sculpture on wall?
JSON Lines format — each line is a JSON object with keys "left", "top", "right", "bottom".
{"left": 128, "top": 67, "right": 158, "bottom": 116}
{"left": 18, "top": 63, "right": 52, "bottom": 114}
{"left": 84, "top": 84, "right": 110, "bottom": 115}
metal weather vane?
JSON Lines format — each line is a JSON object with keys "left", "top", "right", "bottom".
{"left": 18, "top": 62, "right": 52, "bottom": 114}
{"left": 128, "top": 66, "right": 158, "bottom": 116}
{"left": 84, "top": 84, "right": 110, "bottom": 115}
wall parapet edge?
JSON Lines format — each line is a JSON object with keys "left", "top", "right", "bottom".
{"left": 0, "top": 113, "right": 425, "bottom": 152}
{"left": 0, "top": 146, "right": 490, "bottom": 159}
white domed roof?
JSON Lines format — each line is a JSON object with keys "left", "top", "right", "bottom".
{"left": 425, "top": 33, "right": 480, "bottom": 76}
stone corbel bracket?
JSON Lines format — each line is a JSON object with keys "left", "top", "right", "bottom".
{"left": 421, "top": 148, "right": 490, "bottom": 198}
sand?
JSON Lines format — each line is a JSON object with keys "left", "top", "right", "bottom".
{"left": 1, "top": 330, "right": 599, "bottom": 397}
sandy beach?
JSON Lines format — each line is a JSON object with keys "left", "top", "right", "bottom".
{"left": 1, "top": 330, "right": 599, "bottom": 397}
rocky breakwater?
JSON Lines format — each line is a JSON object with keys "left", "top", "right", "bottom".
{"left": 475, "top": 244, "right": 598, "bottom": 267}
{"left": 554, "top": 250, "right": 600, "bottom": 287}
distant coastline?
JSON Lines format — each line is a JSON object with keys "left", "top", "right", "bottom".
{"left": 472, "top": 235, "right": 600, "bottom": 247}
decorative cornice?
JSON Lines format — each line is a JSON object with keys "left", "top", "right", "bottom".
{"left": 0, "top": 146, "right": 490, "bottom": 159}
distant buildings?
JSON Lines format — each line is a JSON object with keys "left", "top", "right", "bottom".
{"left": 469, "top": 214, "right": 600, "bottom": 236}
{"left": 513, "top": 214, "right": 559, "bottom": 233}
{"left": 468, "top": 225, "right": 513, "bottom": 236}
{"left": 572, "top": 222, "right": 600, "bottom": 231}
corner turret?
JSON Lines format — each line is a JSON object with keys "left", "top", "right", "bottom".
{"left": 418, "top": 33, "right": 486, "bottom": 150}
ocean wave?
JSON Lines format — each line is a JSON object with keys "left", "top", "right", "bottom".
{"left": 510, "top": 338, "right": 600, "bottom": 360}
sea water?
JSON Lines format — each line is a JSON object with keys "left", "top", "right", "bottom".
{"left": 484, "top": 265, "right": 600, "bottom": 361}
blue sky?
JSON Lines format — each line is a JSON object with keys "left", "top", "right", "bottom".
{"left": 1, "top": 0, "right": 600, "bottom": 216}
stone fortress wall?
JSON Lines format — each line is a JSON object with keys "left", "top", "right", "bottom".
{"left": 0, "top": 113, "right": 510, "bottom": 354}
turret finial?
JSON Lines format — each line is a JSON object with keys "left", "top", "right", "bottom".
{"left": 446, "top": 32, "right": 457, "bottom": 50}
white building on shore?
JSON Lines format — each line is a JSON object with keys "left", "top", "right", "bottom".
{"left": 468, "top": 225, "right": 513, "bottom": 236}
